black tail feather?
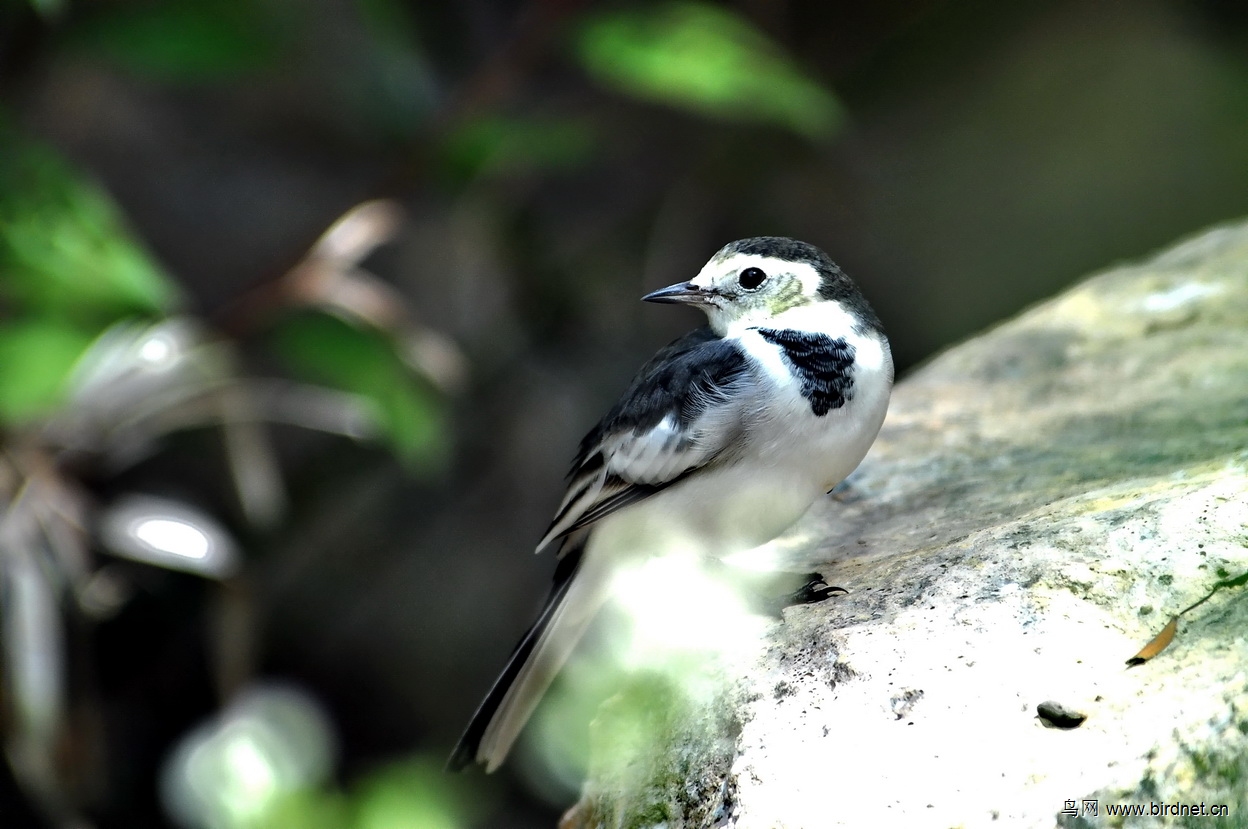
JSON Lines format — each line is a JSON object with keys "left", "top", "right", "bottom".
{"left": 446, "top": 543, "right": 585, "bottom": 772}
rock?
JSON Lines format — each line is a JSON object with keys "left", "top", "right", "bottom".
{"left": 566, "top": 221, "right": 1248, "bottom": 828}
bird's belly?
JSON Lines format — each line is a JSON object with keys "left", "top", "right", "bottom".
{"left": 592, "top": 413, "right": 869, "bottom": 562}
{"left": 591, "top": 463, "right": 818, "bottom": 562}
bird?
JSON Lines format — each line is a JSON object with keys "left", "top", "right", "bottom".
{"left": 448, "top": 236, "right": 893, "bottom": 772}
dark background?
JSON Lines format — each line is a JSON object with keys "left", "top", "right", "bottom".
{"left": 3, "top": 0, "right": 1248, "bottom": 827}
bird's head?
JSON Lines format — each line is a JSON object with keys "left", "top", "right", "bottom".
{"left": 643, "top": 237, "right": 881, "bottom": 336}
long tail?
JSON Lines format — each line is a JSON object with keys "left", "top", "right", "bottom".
{"left": 448, "top": 539, "right": 612, "bottom": 772}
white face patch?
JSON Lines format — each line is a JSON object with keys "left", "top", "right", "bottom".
{"left": 695, "top": 253, "right": 822, "bottom": 296}
{"left": 689, "top": 253, "right": 826, "bottom": 334}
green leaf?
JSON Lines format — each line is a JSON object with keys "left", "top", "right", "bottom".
{"left": 576, "top": 2, "right": 843, "bottom": 140}
{"left": 352, "top": 758, "right": 474, "bottom": 829}
{"left": 0, "top": 128, "right": 180, "bottom": 324}
{"left": 0, "top": 321, "right": 95, "bottom": 425}
{"left": 440, "top": 116, "right": 595, "bottom": 182}
{"left": 67, "top": 0, "right": 279, "bottom": 82}
{"left": 252, "top": 756, "right": 481, "bottom": 829}
{"left": 271, "top": 312, "right": 445, "bottom": 469}
{"left": 255, "top": 789, "right": 350, "bottom": 829}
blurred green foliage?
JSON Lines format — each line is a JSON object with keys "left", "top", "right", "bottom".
{"left": 352, "top": 760, "right": 473, "bottom": 829}
{"left": 0, "top": 320, "right": 94, "bottom": 424}
{"left": 576, "top": 1, "right": 843, "bottom": 140}
{"left": 0, "top": 121, "right": 446, "bottom": 461}
{"left": 0, "top": 129, "right": 179, "bottom": 322}
{"left": 256, "top": 758, "right": 479, "bottom": 829}
{"left": 272, "top": 312, "right": 446, "bottom": 469}
{"left": 440, "top": 116, "right": 596, "bottom": 183}
{"left": 65, "top": 0, "right": 281, "bottom": 82}
{"left": 0, "top": 127, "right": 180, "bottom": 424}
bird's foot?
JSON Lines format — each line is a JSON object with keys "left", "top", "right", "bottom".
{"left": 784, "top": 572, "right": 848, "bottom": 606}
{"left": 755, "top": 572, "right": 847, "bottom": 618}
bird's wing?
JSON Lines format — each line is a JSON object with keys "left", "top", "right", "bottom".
{"left": 536, "top": 327, "right": 753, "bottom": 552}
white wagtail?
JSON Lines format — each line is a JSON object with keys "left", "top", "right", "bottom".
{"left": 449, "top": 237, "right": 893, "bottom": 772}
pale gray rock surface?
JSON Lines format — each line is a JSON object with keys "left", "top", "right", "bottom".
{"left": 565, "top": 222, "right": 1248, "bottom": 828}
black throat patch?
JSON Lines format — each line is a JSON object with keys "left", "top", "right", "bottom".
{"left": 756, "top": 328, "right": 855, "bottom": 416}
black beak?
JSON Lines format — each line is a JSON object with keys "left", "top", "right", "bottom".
{"left": 641, "top": 281, "right": 715, "bottom": 305}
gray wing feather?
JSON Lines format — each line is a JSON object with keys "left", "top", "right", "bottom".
{"left": 536, "top": 328, "right": 751, "bottom": 552}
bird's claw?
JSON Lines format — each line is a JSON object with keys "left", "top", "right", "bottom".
{"left": 785, "top": 573, "right": 848, "bottom": 606}
{"left": 753, "top": 572, "right": 848, "bottom": 617}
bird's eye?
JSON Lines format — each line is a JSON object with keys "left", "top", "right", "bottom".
{"left": 737, "top": 267, "right": 767, "bottom": 290}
